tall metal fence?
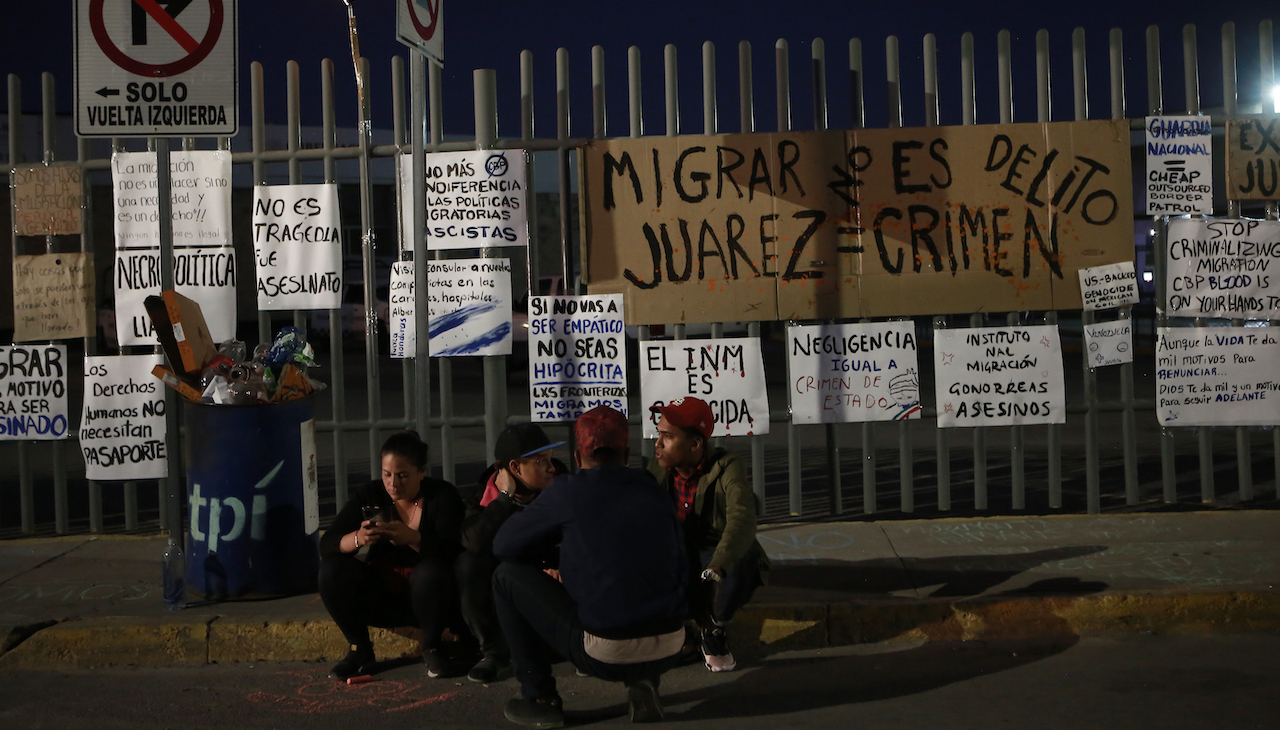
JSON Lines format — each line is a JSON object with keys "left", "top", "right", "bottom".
{"left": 2, "top": 18, "right": 1278, "bottom": 537}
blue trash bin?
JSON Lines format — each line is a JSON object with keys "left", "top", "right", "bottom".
{"left": 184, "top": 397, "right": 320, "bottom": 599}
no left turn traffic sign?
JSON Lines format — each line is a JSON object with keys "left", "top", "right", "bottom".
{"left": 75, "top": 0, "right": 238, "bottom": 137}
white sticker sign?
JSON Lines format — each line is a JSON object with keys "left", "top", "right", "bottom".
{"left": 640, "top": 338, "right": 769, "bottom": 438}
{"left": 1157, "top": 327, "right": 1280, "bottom": 426}
{"left": 79, "top": 354, "right": 167, "bottom": 480}
{"left": 1084, "top": 319, "right": 1133, "bottom": 368}
{"left": 396, "top": 0, "right": 443, "bottom": 65}
{"left": 787, "top": 322, "right": 921, "bottom": 424}
{"left": 389, "top": 261, "right": 416, "bottom": 359}
{"left": 0, "top": 346, "right": 70, "bottom": 442}
{"left": 426, "top": 258, "right": 512, "bottom": 357}
{"left": 1166, "top": 218, "right": 1280, "bottom": 319}
{"left": 529, "top": 294, "right": 628, "bottom": 422}
{"left": 253, "top": 184, "right": 343, "bottom": 311}
{"left": 112, "top": 150, "right": 236, "bottom": 346}
{"left": 423, "top": 150, "right": 528, "bottom": 250}
{"left": 1078, "top": 261, "right": 1139, "bottom": 311}
{"left": 1146, "top": 116, "right": 1213, "bottom": 215}
{"left": 934, "top": 325, "right": 1066, "bottom": 428}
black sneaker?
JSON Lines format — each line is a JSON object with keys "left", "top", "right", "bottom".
{"left": 329, "top": 644, "right": 375, "bottom": 680}
{"left": 503, "top": 694, "right": 565, "bottom": 728}
{"left": 423, "top": 647, "right": 453, "bottom": 678}
{"left": 624, "top": 676, "right": 665, "bottom": 723}
{"left": 700, "top": 626, "right": 737, "bottom": 672}
{"left": 467, "top": 654, "right": 507, "bottom": 683}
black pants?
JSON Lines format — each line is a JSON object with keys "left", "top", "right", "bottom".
{"left": 455, "top": 550, "right": 508, "bottom": 660}
{"left": 690, "top": 547, "right": 761, "bottom": 628}
{"left": 318, "top": 552, "right": 457, "bottom": 650}
{"left": 492, "top": 561, "right": 682, "bottom": 700}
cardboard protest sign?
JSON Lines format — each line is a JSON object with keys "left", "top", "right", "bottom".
{"left": 934, "top": 325, "right": 1065, "bottom": 428}
{"left": 1084, "top": 319, "right": 1133, "bottom": 368}
{"left": 1145, "top": 116, "right": 1213, "bottom": 215}
{"left": 583, "top": 120, "right": 1133, "bottom": 324}
{"left": 1078, "top": 262, "right": 1139, "bottom": 311}
{"left": 1166, "top": 219, "right": 1280, "bottom": 319}
{"left": 12, "top": 166, "right": 82, "bottom": 236}
{"left": 640, "top": 338, "right": 769, "bottom": 437}
{"left": 1226, "top": 116, "right": 1280, "bottom": 200}
{"left": 529, "top": 294, "right": 628, "bottom": 422}
{"left": 787, "top": 321, "right": 921, "bottom": 424}
{"left": 12, "top": 253, "right": 94, "bottom": 342}
{"left": 423, "top": 150, "right": 529, "bottom": 250}
{"left": 79, "top": 355, "right": 167, "bottom": 480}
{"left": 1157, "top": 327, "right": 1280, "bottom": 426}
{"left": 253, "top": 183, "right": 343, "bottom": 311}
{"left": 0, "top": 345, "right": 69, "bottom": 441}
{"left": 389, "top": 261, "right": 416, "bottom": 359}
{"left": 112, "top": 151, "right": 236, "bottom": 346}
{"left": 425, "top": 258, "right": 512, "bottom": 357}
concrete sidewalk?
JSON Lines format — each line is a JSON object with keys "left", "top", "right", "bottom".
{"left": 1, "top": 511, "right": 1278, "bottom": 669}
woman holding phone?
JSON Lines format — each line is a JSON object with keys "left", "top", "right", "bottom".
{"left": 318, "top": 430, "right": 465, "bottom": 679}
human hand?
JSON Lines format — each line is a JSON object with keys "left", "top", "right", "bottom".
{"left": 370, "top": 520, "right": 420, "bottom": 548}
{"left": 355, "top": 519, "right": 384, "bottom": 548}
{"left": 543, "top": 568, "right": 562, "bottom": 583}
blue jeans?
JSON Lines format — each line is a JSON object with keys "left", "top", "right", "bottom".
{"left": 492, "top": 561, "right": 682, "bottom": 700}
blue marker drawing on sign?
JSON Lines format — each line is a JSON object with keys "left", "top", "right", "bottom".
{"left": 434, "top": 322, "right": 513, "bottom": 356}
{"left": 428, "top": 301, "right": 500, "bottom": 338}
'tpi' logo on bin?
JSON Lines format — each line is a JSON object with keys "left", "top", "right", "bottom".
{"left": 190, "top": 461, "right": 284, "bottom": 551}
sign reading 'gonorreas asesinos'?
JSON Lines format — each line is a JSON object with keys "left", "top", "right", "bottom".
{"left": 253, "top": 184, "right": 343, "bottom": 311}
{"left": 934, "top": 326, "right": 1066, "bottom": 428}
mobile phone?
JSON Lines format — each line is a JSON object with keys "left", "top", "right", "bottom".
{"left": 361, "top": 506, "right": 380, "bottom": 521}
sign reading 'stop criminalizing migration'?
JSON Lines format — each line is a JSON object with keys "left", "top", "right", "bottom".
{"left": 74, "top": 0, "right": 238, "bottom": 137}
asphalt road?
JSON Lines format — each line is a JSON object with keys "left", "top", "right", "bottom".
{"left": 1, "top": 634, "right": 1275, "bottom": 729}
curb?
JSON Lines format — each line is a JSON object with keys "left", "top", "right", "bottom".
{"left": 3, "top": 591, "right": 1278, "bottom": 670}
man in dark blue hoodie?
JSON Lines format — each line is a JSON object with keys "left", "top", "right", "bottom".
{"left": 493, "top": 405, "right": 688, "bottom": 728}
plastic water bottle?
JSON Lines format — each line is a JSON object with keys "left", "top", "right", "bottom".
{"left": 162, "top": 541, "right": 185, "bottom": 610}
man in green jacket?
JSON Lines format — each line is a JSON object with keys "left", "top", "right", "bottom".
{"left": 648, "top": 396, "right": 770, "bottom": 673}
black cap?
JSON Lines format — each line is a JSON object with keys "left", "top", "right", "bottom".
{"left": 495, "top": 423, "right": 566, "bottom": 466}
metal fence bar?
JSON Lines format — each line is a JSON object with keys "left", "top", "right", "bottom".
{"left": 739, "top": 41, "right": 768, "bottom": 512}
{"left": 811, "top": 37, "right": 842, "bottom": 516}
{"left": 775, "top": 38, "right": 802, "bottom": 517}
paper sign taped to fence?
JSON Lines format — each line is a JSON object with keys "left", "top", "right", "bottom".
{"left": 934, "top": 325, "right": 1065, "bottom": 428}
{"left": 529, "top": 294, "right": 628, "bottom": 422}
{"left": 0, "top": 345, "right": 69, "bottom": 442}
{"left": 253, "top": 183, "right": 343, "bottom": 311}
{"left": 1078, "top": 262, "right": 1139, "bottom": 311}
{"left": 1226, "top": 116, "right": 1280, "bottom": 200}
{"left": 426, "top": 258, "right": 512, "bottom": 357}
{"left": 423, "top": 150, "right": 529, "bottom": 251}
{"left": 787, "top": 322, "right": 921, "bottom": 424}
{"left": 583, "top": 119, "right": 1133, "bottom": 324}
{"left": 640, "top": 338, "right": 769, "bottom": 437}
{"left": 389, "top": 261, "right": 416, "bottom": 359}
{"left": 1145, "top": 116, "right": 1213, "bottom": 215}
{"left": 1084, "top": 319, "right": 1133, "bottom": 368}
{"left": 79, "top": 354, "right": 167, "bottom": 480}
{"left": 1165, "top": 218, "right": 1280, "bottom": 319}
{"left": 12, "top": 166, "right": 83, "bottom": 236}
{"left": 13, "top": 253, "right": 95, "bottom": 342}
{"left": 1157, "top": 327, "right": 1280, "bottom": 426}
{"left": 112, "top": 150, "right": 236, "bottom": 346}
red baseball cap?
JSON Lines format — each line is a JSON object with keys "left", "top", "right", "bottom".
{"left": 649, "top": 397, "right": 714, "bottom": 439}
{"left": 575, "top": 405, "right": 630, "bottom": 456}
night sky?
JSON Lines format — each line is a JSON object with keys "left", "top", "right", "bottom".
{"left": 2, "top": 2, "right": 1274, "bottom": 141}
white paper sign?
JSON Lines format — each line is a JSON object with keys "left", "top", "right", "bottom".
{"left": 787, "top": 322, "right": 921, "bottom": 424}
{"left": 389, "top": 261, "right": 416, "bottom": 359}
{"left": 1146, "top": 116, "right": 1213, "bottom": 215}
{"left": 1166, "top": 218, "right": 1280, "bottom": 319}
{"left": 0, "top": 346, "right": 69, "bottom": 441}
{"left": 529, "top": 294, "right": 628, "bottom": 422}
{"left": 1078, "top": 262, "right": 1139, "bottom": 311}
{"left": 640, "top": 339, "right": 769, "bottom": 437}
{"left": 112, "top": 150, "right": 236, "bottom": 346}
{"left": 934, "top": 325, "right": 1066, "bottom": 428}
{"left": 1084, "top": 320, "right": 1133, "bottom": 368}
{"left": 424, "top": 150, "right": 529, "bottom": 250}
{"left": 1157, "top": 327, "right": 1280, "bottom": 426}
{"left": 426, "top": 258, "right": 513, "bottom": 356}
{"left": 79, "top": 355, "right": 167, "bottom": 480}
{"left": 253, "top": 184, "right": 343, "bottom": 311}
